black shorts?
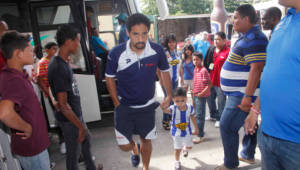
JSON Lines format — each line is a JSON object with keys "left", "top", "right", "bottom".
{"left": 114, "top": 102, "right": 160, "bottom": 145}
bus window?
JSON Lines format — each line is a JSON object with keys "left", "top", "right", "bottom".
{"left": 98, "top": 15, "right": 116, "bottom": 49}
{"left": 39, "top": 29, "right": 86, "bottom": 71}
{"left": 36, "top": 5, "right": 74, "bottom": 25}
{"left": 0, "top": 3, "right": 21, "bottom": 31}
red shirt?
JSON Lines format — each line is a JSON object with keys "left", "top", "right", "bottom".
{"left": 210, "top": 46, "right": 230, "bottom": 87}
{"left": 0, "top": 67, "right": 50, "bottom": 156}
{"left": 0, "top": 50, "right": 6, "bottom": 74}
{"left": 37, "top": 57, "right": 50, "bottom": 88}
{"left": 193, "top": 66, "right": 210, "bottom": 97}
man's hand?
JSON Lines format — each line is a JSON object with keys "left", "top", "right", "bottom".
{"left": 239, "top": 97, "right": 252, "bottom": 112}
{"left": 16, "top": 124, "right": 32, "bottom": 140}
{"left": 160, "top": 96, "right": 171, "bottom": 110}
{"left": 244, "top": 111, "right": 258, "bottom": 135}
{"left": 77, "top": 124, "right": 87, "bottom": 143}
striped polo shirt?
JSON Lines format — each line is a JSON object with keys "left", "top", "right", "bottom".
{"left": 193, "top": 66, "right": 210, "bottom": 97}
{"left": 38, "top": 57, "right": 50, "bottom": 88}
{"left": 170, "top": 104, "right": 194, "bottom": 137}
{"left": 220, "top": 25, "right": 268, "bottom": 97}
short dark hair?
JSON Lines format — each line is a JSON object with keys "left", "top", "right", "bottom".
{"left": 164, "top": 33, "right": 177, "bottom": 51}
{"left": 44, "top": 42, "right": 57, "bottom": 50}
{"left": 126, "top": 13, "right": 150, "bottom": 33}
{"left": 236, "top": 4, "right": 257, "bottom": 24}
{"left": 192, "top": 52, "right": 203, "bottom": 60}
{"left": 55, "top": 24, "right": 79, "bottom": 47}
{"left": 0, "top": 31, "right": 30, "bottom": 59}
{"left": 215, "top": 31, "right": 226, "bottom": 40}
{"left": 183, "top": 44, "right": 194, "bottom": 60}
{"left": 173, "top": 87, "right": 187, "bottom": 97}
{"left": 265, "top": 7, "right": 282, "bottom": 20}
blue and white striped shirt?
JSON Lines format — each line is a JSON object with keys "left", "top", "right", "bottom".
{"left": 170, "top": 104, "right": 195, "bottom": 137}
{"left": 220, "top": 25, "right": 268, "bottom": 97}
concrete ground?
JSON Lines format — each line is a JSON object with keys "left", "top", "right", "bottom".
{"left": 49, "top": 83, "right": 262, "bottom": 170}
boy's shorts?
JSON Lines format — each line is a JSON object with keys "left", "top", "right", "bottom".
{"left": 114, "top": 102, "right": 160, "bottom": 145}
{"left": 172, "top": 135, "right": 193, "bottom": 149}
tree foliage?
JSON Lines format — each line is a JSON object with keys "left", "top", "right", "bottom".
{"left": 140, "top": 0, "right": 255, "bottom": 16}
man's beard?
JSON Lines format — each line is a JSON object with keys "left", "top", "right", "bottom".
{"left": 134, "top": 42, "right": 146, "bottom": 49}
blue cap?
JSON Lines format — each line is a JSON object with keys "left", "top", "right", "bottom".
{"left": 116, "top": 13, "right": 128, "bottom": 22}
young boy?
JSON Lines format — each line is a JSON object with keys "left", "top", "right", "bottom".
{"left": 0, "top": 31, "right": 50, "bottom": 170}
{"left": 47, "top": 24, "right": 102, "bottom": 170}
{"left": 164, "top": 87, "right": 199, "bottom": 170}
{"left": 192, "top": 52, "right": 212, "bottom": 144}
{"left": 37, "top": 42, "right": 58, "bottom": 98}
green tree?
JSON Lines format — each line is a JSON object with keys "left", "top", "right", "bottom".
{"left": 140, "top": 0, "right": 255, "bottom": 16}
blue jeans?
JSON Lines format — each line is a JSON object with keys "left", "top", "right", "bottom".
{"left": 220, "top": 95, "right": 257, "bottom": 168}
{"left": 58, "top": 117, "right": 96, "bottom": 170}
{"left": 207, "top": 87, "right": 217, "bottom": 119}
{"left": 16, "top": 149, "right": 50, "bottom": 170}
{"left": 207, "top": 86, "right": 226, "bottom": 121}
{"left": 258, "top": 127, "right": 300, "bottom": 170}
{"left": 194, "top": 97, "right": 207, "bottom": 137}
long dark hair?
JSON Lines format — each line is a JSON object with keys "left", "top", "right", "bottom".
{"left": 164, "top": 33, "right": 177, "bottom": 53}
{"left": 183, "top": 44, "right": 194, "bottom": 60}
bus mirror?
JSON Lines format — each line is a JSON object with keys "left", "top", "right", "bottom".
{"left": 156, "top": 0, "right": 169, "bottom": 20}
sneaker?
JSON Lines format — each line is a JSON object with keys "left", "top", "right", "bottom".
{"left": 175, "top": 161, "right": 181, "bottom": 170}
{"left": 78, "top": 155, "right": 96, "bottom": 165}
{"left": 215, "top": 121, "right": 220, "bottom": 128}
{"left": 183, "top": 149, "right": 188, "bottom": 157}
{"left": 193, "top": 137, "right": 205, "bottom": 144}
{"left": 60, "top": 142, "right": 66, "bottom": 154}
{"left": 131, "top": 143, "right": 140, "bottom": 167}
{"left": 50, "top": 162, "right": 56, "bottom": 169}
{"left": 238, "top": 156, "right": 255, "bottom": 164}
{"left": 205, "top": 116, "right": 216, "bottom": 121}
{"left": 214, "top": 164, "right": 236, "bottom": 170}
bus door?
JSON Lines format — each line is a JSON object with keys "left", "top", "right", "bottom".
{"left": 29, "top": 0, "right": 101, "bottom": 127}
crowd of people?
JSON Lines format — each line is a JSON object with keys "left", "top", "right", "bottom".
{"left": 0, "top": 1, "right": 300, "bottom": 170}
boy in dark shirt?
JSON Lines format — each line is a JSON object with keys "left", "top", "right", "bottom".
{"left": 0, "top": 31, "right": 50, "bottom": 170}
{"left": 47, "top": 24, "right": 101, "bottom": 170}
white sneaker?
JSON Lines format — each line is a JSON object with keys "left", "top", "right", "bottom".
{"left": 215, "top": 121, "right": 220, "bottom": 128}
{"left": 205, "top": 116, "right": 216, "bottom": 121}
{"left": 175, "top": 161, "right": 181, "bottom": 170}
{"left": 60, "top": 142, "right": 66, "bottom": 154}
{"left": 193, "top": 136, "right": 205, "bottom": 144}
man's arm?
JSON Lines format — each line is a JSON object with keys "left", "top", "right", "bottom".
{"left": 97, "top": 44, "right": 109, "bottom": 54}
{"left": 240, "top": 62, "right": 265, "bottom": 112}
{"left": 57, "top": 92, "right": 86, "bottom": 143}
{"left": 37, "top": 76, "right": 50, "bottom": 97}
{"left": 105, "top": 77, "right": 120, "bottom": 107}
{"left": 0, "top": 100, "right": 32, "bottom": 139}
{"left": 160, "top": 71, "right": 172, "bottom": 109}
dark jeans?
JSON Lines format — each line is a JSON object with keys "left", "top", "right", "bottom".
{"left": 58, "top": 117, "right": 96, "bottom": 170}
{"left": 258, "top": 127, "right": 300, "bottom": 170}
{"left": 220, "top": 95, "right": 257, "bottom": 168}
{"left": 207, "top": 86, "right": 227, "bottom": 121}
{"left": 194, "top": 97, "right": 207, "bottom": 137}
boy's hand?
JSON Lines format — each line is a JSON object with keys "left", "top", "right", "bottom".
{"left": 16, "top": 124, "right": 32, "bottom": 140}
{"left": 192, "top": 129, "right": 199, "bottom": 135}
{"left": 163, "top": 108, "right": 170, "bottom": 113}
{"left": 197, "top": 92, "right": 203, "bottom": 98}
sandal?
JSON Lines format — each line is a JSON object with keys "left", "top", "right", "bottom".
{"left": 162, "top": 121, "right": 170, "bottom": 130}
